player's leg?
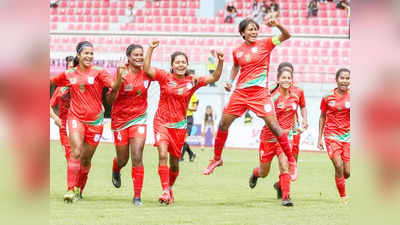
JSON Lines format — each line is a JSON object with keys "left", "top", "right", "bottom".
{"left": 168, "top": 155, "right": 179, "bottom": 203}
{"left": 157, "top": 141, "right": 171, "bottom": 204}
{"left": 331, "top": 151, "right": 347, "bottom": 203}
{"left": 249, "top": 141, "right": 274, "bottom": 188}
{"left": 292, "top": 133, "right": 301, "bottom": 162}
{"left": 130, "top": 125, "right": 146, "bottom": 206}
{"left": 64, "top": 119, "right": 84, "bottom": 203}
{"left": 343, "top": 142, "right": 350, "bottom": 179}
{"left": 276, "top": 152, "right": 293, "bottom": 207}
{"left": 111, "top": 129, "right": 129, "bottom": 188}
{"left": 77, "top": 124, "right": 103, "bottom": 199}
{"left": 262, "top": 114, "right": 297, "bottom": 181}
{"left": 203, "top": 113, "right": 239, "bottom": 175}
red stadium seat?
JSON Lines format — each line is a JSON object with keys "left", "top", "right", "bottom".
{"left": 330, "top": 19, "right": 339, "bottom": 26}
{"left": 171, "top": 9, "right": 178, "bottom": 16}
{"left": 153, "top": 9, "right": 161, "bottom": 16}
{"left": 319, "top": 11, "right": 327, "bottom": 18}
{"left": 179, "top": 9, "right": 187, "bottom": 17}
{"left": 162, "top": 1, "right": 169, "bottom": 8}
{"left": 145, "top": 16, "right": 153, "bottom": 24}
{"left": 188, "top": 9, "right": 195, "bottom": 17}
{"left": 163, "top": 16, "right": 172, "bottom": 24}
{"left": 144, "top": 9, "right": 152, "bottom": 16}
{"left": 171, "top": 1, "right": 178, "bottom": 8}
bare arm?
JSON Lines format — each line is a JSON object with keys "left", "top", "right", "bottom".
{"left": 205, "top": 51, "right": 224, "bottom": 85}
{"left": 300, "top": 107, "right": 308, "bottom": 130}
{"left": 265, "top": 18, "right": 291, "bottom": 43}
{"left": 224, "top": 64, "right": 240, "bottom": 92}
{"left": 50, "top": 106, "right": 62, "bottom": 128}
{"left": 318, "top": 113, "right": 326, "bottom": 150}
{"left": 143, "top": 40, "right": 160, "bottom": 79}
{"left": 109, "top": 57, "right": 126, "bottom": 93}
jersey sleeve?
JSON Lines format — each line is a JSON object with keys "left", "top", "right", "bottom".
{"left": 320, "top": 97, "right": 327, "bottom": 114}
{"left": 50, "top": 87, "right": 61, "bottom": 107}
{"left": 298, "top": 89, "right": 306, "bottom": 108}
{"left": 154, "top": 68, "right": 169, "bottom": 85}
{"left": 51, "top": 72, "right": 69, "bottom": 86}
{"left": 232, "top": 49, "right": 239, "bottom": 66}
{"left": 98, "top": 68, "right": 114, "bottom": 88}
{"left": 197, "top": 76, "right": 207, "bottom": 88}
{"left": 265, "top": 37, "right": 280, "bottom": 51}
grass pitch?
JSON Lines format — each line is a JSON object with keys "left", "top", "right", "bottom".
{"left": 50, "top": 141, "right": 349, "bottom": 225}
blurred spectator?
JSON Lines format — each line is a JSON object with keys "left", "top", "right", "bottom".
{"left": 201, "top": 105, "right": 217, "bottom": 150}
{"left": 50, "top": 0, "right": 59, "bottom": 8}
{"left": 252, "top": 0, "right": 269, "bottom": 24}
{"left": 124, "top": 3, "right": 136, "bottom": 23}
{"left": 207, "top": 50, "right": 217, "bottom": 87}
{"left": 308, "top": 0, "right": 319, "bottom": 17}
{"left": 225, "top": 3, "right": 237, "bottom": 23}
{"left": 337, "top": 0, "right": 350, "bottom": 16}
{"left": 269, "top": 0, "right": 280, "bottom": 19}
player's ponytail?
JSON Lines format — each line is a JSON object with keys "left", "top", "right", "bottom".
{"left": 170, "top": 51, "right": 189, "bottom": 76}
{"left": 270, "top": 68, "right": 293, "bottom": 94}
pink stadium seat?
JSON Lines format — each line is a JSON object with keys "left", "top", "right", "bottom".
{"left": 153, "top": 9, "right": 161, "bottom": 16}
{"left": 171, "top": 9, "right": 178, "bottom": 16}
{"left": 281, "top": 3, "right": 289, "bottom": 10}
{"left": 292, "top": 18, "right": 300, "bottom": 26}
{"left": 172, "top": 17, "right": 180, "bottom": 24}
{"left": 102, "top": 16, "right": 110, "bottom": 23}
{"left": 322, "top": 27, "right": 330, "bottom": 34}
{"left": 340, "top": 19, "right": 349, "bottom": 26}
{"left": 200, "top": 18, "right": 207, "bottom": 24}
{"left": 136, "top": 9, "right": 143, "bottom": 16}
{"left": 145, "top": 16, "right": 153, "bottom": 24}
{"left": 110, "top": 9, "right": 117, "bottom": 16}
{"left": 311, "top": 49, "right": 319, "bottom": 57}
{"left": 161, "top": 9, "right": 168, "bottom": 16}
{"left": 341, "top": 49, "right": 350, "bottom": 57}
{"left": 300, "top": 18, "right": 309, "bottom": 26}
{"left": 137, "top": 16, "right": 145, "bottom": 23}
{"left": 328, "top": 10, "right": 337, "bottom": 17}
{"left": 332, "top": 27, "right": 340, "bottom": 35}
{"left": 291, "top": 48, "right": 299, "bottom": 56}
{"left": 319, "top": 11, "right": 327, "bottom": 18}
{"left": 94, "top": 16, "right": 101, "bottom": 23}
{"left": 85, "top": 16, "right": 93, "bottom": 23}
{"left": 171, "top": 1, "right": 178, "bottom": 8}
{"left": 312, "top": 27, "right": 320, "bottom": 34}
{"left": 322, "top": 41, "right": 331, "bottom": 48}
{"left": 179, "top": 9, "right": 187, "bottom": 17}
{"left": 300, "top": 10, "right": 308, "bottom": 17}
{"left": 343, "top": 40, "right": 350, "bottom": 48}
{"left": 281, "top": 11, "right": 289, "bottom": 17}
{"left": 163, "top": 16, "right": 172, "bottom": 24}
{"left": 145, "top": 24, "right": 153, "bottom": 32}
{"left": 331, "top": 49, "right": 339, "bottom": 57}
{"left": 154, "top": 24, "right": 162, "bottom": 32}
{"left": 180, "top": 1, "right": 187, "bottom": 8}
{"left": 321, "top": 19, "right": 329, "bottom": 26}
{"left": 93, "top": 9, "right": 100, "bottom": 16}
{"left": 144, "top": 9, "right": 152, "bottom": 16}
{"left": 111, "top": 16, "right": 118, "bottom": 23}
{"left": 101, "top": 8, "right": 108, "bottom": 16}
{"left": 188, "top": 9, "right": 195, "bottom": 17}
{"left": 164, "top": 24, "right": 172, "bottom": 32}
{"left": 94, "top": 1, "right": 101, "bottom": 8}
{"left": 330, "top": 19, "right": 339, "bottom": 26}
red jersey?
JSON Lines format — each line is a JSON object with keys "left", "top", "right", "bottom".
{"left": 110, "top": 69, "right": 152, "bottom": 131}
{"left": 261, "top": 88, "right": 300, "bottom": 141}
{"left": 153, "top": 69, "right": 207, "bottom": 129}
{"left": 320, "top": 88, "right": 350, "bottom": 142}
{"left": 233, "top": 37, "right": 279, "bottom": 89}
{"left": 50, "top": 86, "right": 70, "bottom": 120}
{"left": 51, "top": 66, "right": 114, "bottom": 125}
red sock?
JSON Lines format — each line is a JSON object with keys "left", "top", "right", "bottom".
{"left": 335, "top": 176, "right": 346, "bottom": 197}
{"left": 132, "top": 166, "right": 144, "bottom": 198}
{"left": 67, "top": 158, "right": 80, "bottom": 191}
{"left": 78, "top": 164, "right": 91, "bottom": 192}
{"left": 112, "top": 157, "right": 121, "bottom": 173}
{"left": 214, "top": 129, "right": 228, "bottom": 161}
{"left": 279, "top": 173, "right": 291, "bottom": 199}
{"left": 277, "top": 133, "right": 295, "bottom": 163}
{"left": 253, "top": 167, "right": 259, "bottom": 177}
{"left": 158, "top": 165, "right": 169, "bottom": 190}
{"left": 169, "top": 169, "right": 179, "bottom": 187}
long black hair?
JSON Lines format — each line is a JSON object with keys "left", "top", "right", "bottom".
{"left": 238, "top": 18, "right": 259, "bottom": 40}
{"left": 335, "top": 68, "right": 350, "bottom": 80}
{"left": 170, "top": 51, "right": 189, "bottom": 76}
{"left": 270, "top": 68, "right": 293, "bottom": 94}
{"left": 73, "top": 41, "right": 94, "bottom": 67}
{"left": 65, "top": 56, "right": 74, "bottom": 69}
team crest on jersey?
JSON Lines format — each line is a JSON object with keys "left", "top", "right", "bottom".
{"left": 264, "top": 104, "right": 272, "bottom": 112}
{"left": 328, "top": 101, "right": 335, "bottom": 107}
{"left": 70, "top": 77, "right": 77, "bottom": 84}
{"left": 345, "top": 101, "right": 351, "bottom": 108}
{"left": 124, "top": 83, "right": 133, "bottom": 91}
{"left": 88, "top": 76, "right": 94, "bottom": 84}
{"left": 178, "top": 88, "right": 184, "bottom": 95}
{"left": 186, "top": 82, "right": 193, "bottom": 90}
{"left": 168, "top": 81, "right": 177, "bottom": 87}
{"left": 236, "top": 52, "right": 243, "bottom": 58}
{"left": 251, "top": 47, "right": 258, "bottom": 53}
{"left": 143, "top": 80, "right": 149, "bottom": 89}
{"left": 245, "top": 54, "right": 251, "bottom": 62}
{"left": 277, "top": 102, "right": 285, "bottom": 109}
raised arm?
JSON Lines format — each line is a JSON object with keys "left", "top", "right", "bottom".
{"left": 109, "top": 58, "right": 125, "bottom": 92}
{"left": 143, "top": 40, "right": 160, "bottom": 79}
{"left": 317, "top": 113, "right": 326, "bottom": 151}
{"left": 205, "top": 51, "right": 224, "bottom": 85}
{"left": 224, "top": 63, "right": 240, "bottom": 92}
{"left": 266, "top": 18, "right": 291, "bottom": 43}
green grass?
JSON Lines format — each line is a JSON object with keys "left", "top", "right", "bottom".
{"left": 50, "top": 141, "right": 349, "bottom": 225}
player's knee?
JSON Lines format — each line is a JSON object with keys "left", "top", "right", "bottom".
{"left": 170, "top": 162, "right": 179, "bottom": 172}
{"left": 81, "top": 158, "right": 90, "bottom": 167}
{"left": 259, "top": 170, "right": 268, "bottom": 178}
{"left": 131, "top": 157, "right": 143, "bottom": 167}
{"left": 344, "top": 171, "right": 350, "bottom": 179}
{"left": 335, "top": 166, "right": 344, "bottom": 177}
{"left": 118, "top": 158, "right": 128, "bottom": 168}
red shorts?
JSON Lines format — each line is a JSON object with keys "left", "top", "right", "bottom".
{"left": 67, "top": 116, "right": 104, "bottom": 147}
{"left": 59, "top": 119, "right": 71, "bottom": 159}
{"left": 113, "top": 125, "right": 147, "bottom": 146}
{"left": 154, "top": 125, "right": 186, "bottom": 158}
{"left": 223, "top": 86, "right": 275, "bottom": 118}
{"left": 325, "top": 138, "right": 350, "bottom": 162}
{"left": 259, "top": 140, "right": 292, "bottom": 163}
{"left": 292, "top": 133, "right": 301, "bottom": 156}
